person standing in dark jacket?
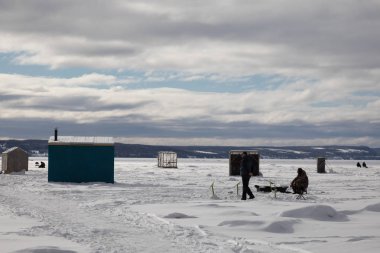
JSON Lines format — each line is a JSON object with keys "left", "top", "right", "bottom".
{"left": 240, "top": 152, "right": 255, "bottom": 200}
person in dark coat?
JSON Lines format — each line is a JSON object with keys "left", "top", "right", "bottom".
{"left": 38, "top": 161, "right": 45, "bottom": 168}
{"left": 362, "top": 162, "right": 367, "bottom": 168}
{"left": 291, "top": 168, "right": 309, "bottom": 194}
{"left": 240, "top": 152, "right": 255, "bottom": 200}
{"left": 356, "top": 162, "right": 362, "bottom": 168}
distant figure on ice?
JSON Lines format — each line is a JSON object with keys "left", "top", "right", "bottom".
{"left": 38, "top": 161, "right": 45, "bottom": 168}
{"left": 35, "top": 162, "right": 39, "bottom": 167}
{"left": 291, "top": 168, "right": 309, "bottom": 194}
{"left": 240, "top": 152, "right": 255, "bottom": 200}
{"left": 362, "top": 162, "right": 368, "bottom": 168}
{"left": 356, "top": 162, "right": 362, "bottom": 168}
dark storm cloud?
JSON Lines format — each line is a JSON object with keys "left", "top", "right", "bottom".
{"left": 152, "top": 119, "right": 380, "bottom": 140}
{"left": 54, "top": 43, "right": 141, "bottom": 57}
{"left": 0, "top": 93, "right": 26, "bottom": 101}
{"left": 2, "top": 117, "right": 379, "bottom": 143}
{"left": 13, "top": 95, "right": 152, "bottom": 112}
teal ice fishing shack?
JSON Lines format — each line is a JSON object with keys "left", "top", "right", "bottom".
{"left": 48, "top": 134, "right": 114, "bottom": 183}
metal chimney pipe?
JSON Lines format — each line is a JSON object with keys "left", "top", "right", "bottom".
{"left": 54, "top": 128, "right": 58, "bottom": 141}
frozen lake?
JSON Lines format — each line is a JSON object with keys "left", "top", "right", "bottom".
{"left": 1, "top": 158, "right": 380, "bottom": 252}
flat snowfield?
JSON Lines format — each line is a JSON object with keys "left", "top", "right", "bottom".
{"left": 1, "top": 158, "right": 380, "bottom": 253}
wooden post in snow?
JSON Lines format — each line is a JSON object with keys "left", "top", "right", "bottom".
{"left": 317, "top": 157, "right": 326, "bottom": 173}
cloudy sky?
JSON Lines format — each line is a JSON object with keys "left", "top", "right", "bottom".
{"left": 1, "top": 0, "right": 379, "bottom": 146}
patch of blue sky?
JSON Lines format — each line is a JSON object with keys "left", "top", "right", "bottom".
{"left": 0, "top": 52, "right": 140, "bottom": 78}
{"left": 354, "top": 90, "right": 380, "bottom": 97}
{"left": 125, "top": 72, "right": 297, "bottom": 93}
{"left": 310, "top": 101, "right": 342, "bottom": 108}
{"left": 1, "top": 52, "right": 309, "bottom": 93}
{"left": 0, "top": 52, "right": 90, "bottom": 77}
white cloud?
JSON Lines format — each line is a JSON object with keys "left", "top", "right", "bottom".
{"left": 0, "top": 73, "right": 378, "bottom": 126}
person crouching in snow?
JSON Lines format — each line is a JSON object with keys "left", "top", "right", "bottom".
{"left": 291, "top": 168, "right": 309, "bottom": 194}
{"left": 240, "top": 152, "right": 255, "bottom": 200}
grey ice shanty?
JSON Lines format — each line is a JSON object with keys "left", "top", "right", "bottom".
{"left": 229, "top": 150, "right": 260, "bottom": 176}
{"left": 158, "top": 151, "right": 177, "bottom": 168}
{"left": 1, "top": 147, "right": 29, "bottom": 174}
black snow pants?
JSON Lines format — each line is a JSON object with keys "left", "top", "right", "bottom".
{"left": 241, "top": 175, "right": 254, "bottom": 200}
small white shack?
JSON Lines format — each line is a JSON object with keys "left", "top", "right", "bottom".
{"left": 1, "top": 147, "right": 29, "bottom": 174}
{"left": 158, "top": 151, "right": 177, "bottom": 168}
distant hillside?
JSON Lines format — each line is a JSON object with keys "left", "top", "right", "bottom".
{"left": 373, "top": 148, "right": 380, "bottom": 156}
{"left": 0, "top": 139, "right": 379, "bottom": 160}
{"left": 0, "top": 140, "right": 49, "bottom": 157}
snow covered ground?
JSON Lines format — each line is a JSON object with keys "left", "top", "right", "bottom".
{"left": 1, "top": 158, "right": 379, "bottom": 253}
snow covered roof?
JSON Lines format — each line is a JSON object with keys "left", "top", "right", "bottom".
{"left": 229, "top": 150, "right": 258, "bottom": 154}
{"left": 48, "top": 136, "right": 114, "bottom": 146}
{"left": 158, "top": 151, "right": 177, "bottom": 154}
{"left": 2, "top": 147, "right": 27, "bottom": 154}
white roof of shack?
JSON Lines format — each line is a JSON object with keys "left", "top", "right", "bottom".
{"left": 2, "top": 147, "right": 27, "bottom": 154}
{"left": 158, "top": 151, "right": 177, "bottom": 154}
{"left": 48, "top": 136, "right": 114, "bottom": 146}
{"left": 229, "top": 150, "right": 258, "bottom": 154}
